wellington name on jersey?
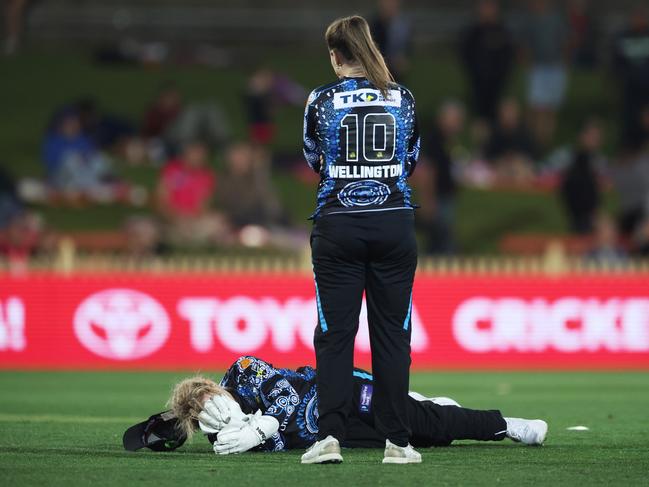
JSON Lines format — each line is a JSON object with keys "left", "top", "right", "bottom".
{"left": 303, "top": 77, "right": 420, "bottom": 218}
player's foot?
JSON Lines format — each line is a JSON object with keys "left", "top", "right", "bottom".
{"left": 504, "top": 417, "right": 548, "bottom": 445}
{"left": 300, "top": 435, "right": 343, "bottom": 464}
{"left": 408, "top": 391, "right": 461, "bottom": 407}
{"left": 382, "top": 439, "right": 422, "bottom": 464}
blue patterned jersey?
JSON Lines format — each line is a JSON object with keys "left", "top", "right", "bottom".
{"left": 303, "top": 77, "right": 420, "bottom": 219}
{"left": 217, "top": 356, "right": 374, "bottom": 451}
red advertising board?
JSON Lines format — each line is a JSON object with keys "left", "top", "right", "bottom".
{"left": 1, "top": 272, "right": 648, "bottom": 370}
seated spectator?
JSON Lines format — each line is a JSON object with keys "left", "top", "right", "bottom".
{"left": 218, "top": 142, "right": 305, "bottom": 250}
{"left": 484, "top": 98, "right": 536, "bottom": 184}
{"left": 141, "top": 84, "right": 183, "bottom": 162}
{"left": 0, "top": 166, "right": 49, "bottom": 269}
{"left": 559, "top": 119, "right": 605, "bottom": 234}
{"left": 142, "top": 84, "right": 182, "bottom": 139}
{"left": 48, "top": 98, "right": 142, "bottom": 164}
{"left": 586, "top": 213, "right": 627, "bottom": 265}
{"left": 156, "top": 140, "right": 231, "bottom": 247}
{"left": 123, "top": 215, "right": 166, "bottom": 258}
{"left": 42, "top": 110, "right": 120, "bottom": 201}
{"left": 165, "top": 102, "right": 229, "bottom": 156}
{"left": 218, "top": 142, "right": 287, "bottom": 228}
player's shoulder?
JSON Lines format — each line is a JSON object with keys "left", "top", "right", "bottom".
{"left": 391, "top": 82, "right": 415, "bottom": 102}
{"left": 306, "top": 79, "right": 347, "bottom": 105}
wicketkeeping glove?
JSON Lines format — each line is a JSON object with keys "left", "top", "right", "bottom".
{"left": 198, "top": 394, "right": 247, "bottom": 435}
{"left": 213, "top": 411, "right": 279, "bottom": 455}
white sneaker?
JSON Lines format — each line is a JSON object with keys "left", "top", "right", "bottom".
{"left": 382, "top": 439, "right": 422, "bottom": 464}
{"left": 505, "top": 417, "right": 548, "bottom": 445}
{"left": 300, "top": 435, "right": 343, "bottom": 464}
{"left": 408, "top": 391, "right": 461, "bottom": 407}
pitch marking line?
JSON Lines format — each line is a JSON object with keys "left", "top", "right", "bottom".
{"left": 0, "top": 413, "right": 139, "bottom": 424}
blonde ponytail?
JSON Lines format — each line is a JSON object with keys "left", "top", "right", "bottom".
{"left": 325, "top": 15, "right": 395, "bottom": 97}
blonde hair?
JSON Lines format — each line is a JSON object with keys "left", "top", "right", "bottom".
{"left": 325, "top": 15, "right": 395, "bottom": 97}
{"left": 167, "top": 375, "right": 227, "bottom": 438}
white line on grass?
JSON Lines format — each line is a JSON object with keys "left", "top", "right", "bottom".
{"left": 0, "top": 413, "right": 140, "bottom": 424}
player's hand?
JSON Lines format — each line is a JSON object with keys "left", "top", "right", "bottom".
{"left": 212, "top": 411, "right": 279, "bottom": 455}
{"left": 198, "top": 394, "right": 246, "bottom": 434}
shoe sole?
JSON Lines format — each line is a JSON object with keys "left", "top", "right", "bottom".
{"left": 301, "top": 453, "right": 343, "bottom": 464}
{"left": 382, "top": 457, "right": 422, "bottom": 464}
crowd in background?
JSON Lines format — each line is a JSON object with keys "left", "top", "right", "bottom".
{"left": 2, "top": 0, "right": 649, "bottom": 264}
{"left": 375, "top": 0, "right": 649, "bottom": 261}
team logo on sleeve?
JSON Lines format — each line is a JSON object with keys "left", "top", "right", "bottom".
{"left": 333, "top": 89, "right": 401, "bottom": 109}
{"left": 338, "top": 180, "right": 391, "bottom": 207}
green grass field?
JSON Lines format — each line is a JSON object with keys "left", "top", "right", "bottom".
{"left": 1, "top": 370, "right": 648, "bottom": 486}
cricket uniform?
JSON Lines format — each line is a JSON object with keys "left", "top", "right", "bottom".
{"left": 303, "top": 77, "right": 419, "bottom": 446}
{"left": 213, "top": 356, "right": 507, "bottom": 451}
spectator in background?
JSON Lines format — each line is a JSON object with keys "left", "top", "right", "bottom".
{"left": 156, "top": 140, "right": 231, "bottom": 246}
{"left": 3, "top": 0, "right": 28, "bottom": 55}
{"left": 165, "top": 101, "right": 230, "bottom": 156}
{"left": 559, "top": 118, "right": 604, "bottom": 234}
{"left": 371, "top": 0, "right": 412, "bottom": 81}
{"left": 142, "top": 84, "right": 182, "bottom": 140}
{"left": 246, "top": 68, "right": 277, "bottom": 145}
{"left": 0, "top": 165, "right": 22, "bottom": 229}
{"left": 0, "top": 165, "right": 47, "bottom": 268}
{"left": 422, "top": 101, "right": 466, "bottom": 255}
{"left": 75, "top": 98, "right": 136, "bottom": 151}
{"left": 42, "top": 110, "right": 119, "bottom": 201}
{"left": 521, "top": 0, "right": 570, "bottom": 148}
{"left": 567, "top": 0, "right": 598, "bottom": 69}
{"left": 141, "top": 84, "right": 183, "bottom": 163}
{"left": 632, "top": 217, "right": 649, "bottom": 256}
{"left": 47, "top": 98, "right": 147, "bottom": 167}
{"left": 611, "top": 146, "right": 649, "bottom": 240}
{"left": 123, "top": 215, "right": 165, "bottom": 258}
{"left": 218, "top": 142, "right": 286, "bottom": 228}
{"left": 460, "top": 0, "right": 514, "bottom": 123}
{"left": 587, "top": 214, "right": 627, "bottom": 266}
{"left": 218, "top": 142, "right": 305, "bottom": 250}
{"left": 484, "top": 98, "right": 536, "bottom": 184}
{"left": 613, "top": 6, "right": 649, "bottom": 150}
{"left": 245, "top": 67, "right": 306, "bottom": 146}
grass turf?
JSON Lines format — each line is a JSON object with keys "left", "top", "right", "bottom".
{"left": 1, "top": 371, "right": 648, "bottom": 486}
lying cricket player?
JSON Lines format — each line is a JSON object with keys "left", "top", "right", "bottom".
{"left": 124, "top": 356, "right": 548, "bottom": 464}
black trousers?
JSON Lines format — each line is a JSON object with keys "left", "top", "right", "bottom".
{"left": 343, "top": 389, "right": 508, "bottom": 449}
{"left": 311, "top": 210, "right": 417, "bottom": 447}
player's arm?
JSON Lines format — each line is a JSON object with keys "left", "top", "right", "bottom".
{"left": 302, "top": 90, "right": 322, "bottom": 173}
{"left": 208, "top": 356, "right": 287, "bottom": 454}
{"left": 406, "top": 99, "right": 421, "bottom": 177}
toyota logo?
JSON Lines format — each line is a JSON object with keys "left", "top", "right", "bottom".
{"left": 74, "top": 289, "right": 170, "bottom": 360}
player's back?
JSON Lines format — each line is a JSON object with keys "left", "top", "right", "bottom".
{"left": 303, "top": 77, "right": 420, "bottom": 218}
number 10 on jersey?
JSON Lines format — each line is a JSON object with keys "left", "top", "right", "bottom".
{"left": 340, "top": 113, "right": 396, "bottom": 163}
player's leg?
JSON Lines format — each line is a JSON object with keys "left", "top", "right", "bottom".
{"left": 365, "top": 211, "right": 418, "bottom": 462}
{"left": 303, "top": 215, "right": 366, "bottom": 463}
{"left": 406, "top": 397, "right": 547, "bottom": 447}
